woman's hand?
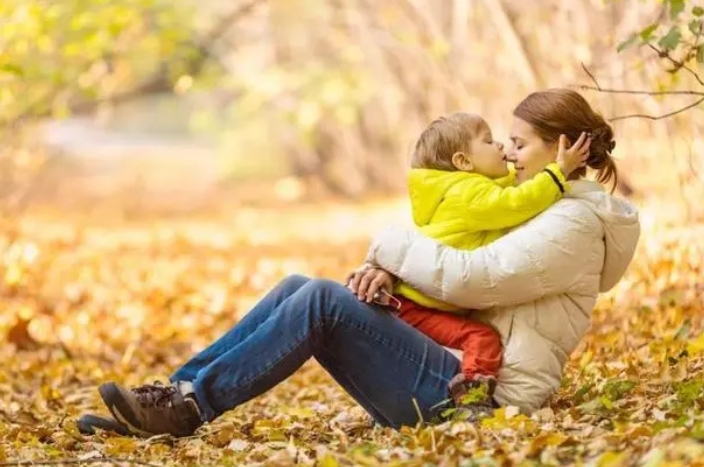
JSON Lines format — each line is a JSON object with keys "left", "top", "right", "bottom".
{"left": 346, "top": 264, "right": 396, "bottom": 304}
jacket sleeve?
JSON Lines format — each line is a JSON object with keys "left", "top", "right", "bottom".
{"left": 460, "top": 163, "right": 566, "bottom": 231}
{"left": 365, "top": 200, "right": 601, "bottom": 310}
{"left": 492, "top": 169, "right": 516, "bottom": 188}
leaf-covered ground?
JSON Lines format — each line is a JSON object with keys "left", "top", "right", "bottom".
{"left": 0, "top": 201, "right": 703, "bottom": 467}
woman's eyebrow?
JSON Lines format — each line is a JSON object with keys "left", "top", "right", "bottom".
{"left": 510, "top": 136, "right": 524, "bottom": 142}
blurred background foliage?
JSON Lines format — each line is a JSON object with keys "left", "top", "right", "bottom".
{"left": 2, "top": 3, "right": 704, "bottom": 463}
{"left": 0, "top": 0, "right": 702, "bottom": 218}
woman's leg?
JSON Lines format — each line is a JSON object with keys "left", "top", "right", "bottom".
{"left": 191, "top": 279, "right": 461, "bottom": 428}
{"left": 171, "top": 274, "right": 311, "bottom": 382}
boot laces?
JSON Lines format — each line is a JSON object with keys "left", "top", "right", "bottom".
{"left": 132, "top": 381, "right": 179, "bottom": 409}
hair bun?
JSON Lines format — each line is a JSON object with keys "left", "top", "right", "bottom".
{"left": 590, "top": 125, "right": 615, "bottom": 156}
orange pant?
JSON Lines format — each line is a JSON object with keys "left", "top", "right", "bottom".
{"left": 395, "top": 296, "right": 502, "bottom": 379}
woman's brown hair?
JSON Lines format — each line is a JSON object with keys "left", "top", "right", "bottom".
{"left": 513, "top": 88, "right": 618, "bottom": 191}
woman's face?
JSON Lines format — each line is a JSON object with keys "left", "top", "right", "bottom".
{"left": 507, "top": 117, "right": 557, "bottom": 184}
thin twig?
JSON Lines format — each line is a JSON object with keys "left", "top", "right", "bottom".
{"left": 579, "top": 56, "right": 704, "bottom": 121}
{"left": 609, "top": 96, "right": 704, "bottom": 122}
{"left": 578, "top": 85, "right": 704, "bottom": 97}
{"left": 647, "top": 44, "right": 704, "bottom": 87}
{"left": 410, "top": 397, "right": 436, "bottom": 452}
{"left": 685, "top": 137, "right": 703, "bottom": 189}
{"left": 0, "top": 458, "right": 163, "bottom": 467}
{"left": 411, "top": 397, "right": 425, "bottom": 425}
{"left": 581, "top": 62, "right": 601, "bottom": 90}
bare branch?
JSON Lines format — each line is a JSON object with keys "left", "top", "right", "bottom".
{"left": 0, "top": 1, "right": 268, "bottom": 129}
{"left": 580, "top": 40, "right": 704, "bottom": 122}
{"left": 685, "top": 135, "right": 703, "bottom": 188}
{"left": 609, "top": 96, "right": 704, "bottom": 122}
{"left": 200, "top": 0, "right": 267, "bottom": 47}
{"left": 581, "top": 63, "right": 601, "bottom": 90}
{"left": 190, "top": 0, "right": 268, "bottom": 74}
{"left": 647, "top": 43, "right": 704, "bottom": 87}
{"left": 480, "top": 0, "right": 540, "bottom": 89}
{"left": 578, "top": 84, "right": 704, "bottom": 97}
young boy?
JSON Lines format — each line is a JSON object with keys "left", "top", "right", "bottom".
{"left": 382, "top": 112, "right": 589, "bottom": 420}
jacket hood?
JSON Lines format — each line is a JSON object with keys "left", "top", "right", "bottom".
{"left": 408, "top": 169, "right": 467, "bottom": 226}
{"left": 567, "top": 180, "right": 640, "bottom": 292}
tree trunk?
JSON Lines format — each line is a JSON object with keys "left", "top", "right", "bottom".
{"left": 479, "top": 0, "right": 540, "bottom": 90}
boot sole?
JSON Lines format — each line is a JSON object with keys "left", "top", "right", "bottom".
{"left": 77, "top": 413, "right": 131, "bottom": 436}
{"left": 98, "top": 383, "right": 153, "bottom": 438}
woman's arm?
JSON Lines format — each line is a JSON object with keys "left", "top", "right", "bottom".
{"left": 365, "top": 200, "right": 601, "bottom": 310}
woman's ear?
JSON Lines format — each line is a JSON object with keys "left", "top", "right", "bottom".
{"left": 451, "top": 152, "right": 473, "bottom": 171}
{"left": 545, "top": 138, "right": 562, "bottom": 158}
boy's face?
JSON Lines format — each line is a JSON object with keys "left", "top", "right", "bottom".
{"left": 467, "top": 121, "right": 509, "bottom": 178}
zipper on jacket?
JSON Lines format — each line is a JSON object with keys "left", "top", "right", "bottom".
{"left": 506, "top": 315, "right": 515, "bottom": 343}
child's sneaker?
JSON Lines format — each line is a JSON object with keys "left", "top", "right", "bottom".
{"left": 447, "top": 374, "right": 497, "bottom": 422}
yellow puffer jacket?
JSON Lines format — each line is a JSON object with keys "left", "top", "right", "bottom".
{"left": 395, "top": 163, "right": 566, "bottom": 311}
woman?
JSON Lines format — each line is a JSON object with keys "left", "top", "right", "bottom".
{"left": 93, "top": 89, "right": 640, "bottom": 437}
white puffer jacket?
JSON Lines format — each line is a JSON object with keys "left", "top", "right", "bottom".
{"left": 366, "top": 180, "right": 640, "bottom": 413}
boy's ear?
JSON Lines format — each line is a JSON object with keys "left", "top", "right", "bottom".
{"left": 451, "top": 152, "right": 473, "bottom": 171}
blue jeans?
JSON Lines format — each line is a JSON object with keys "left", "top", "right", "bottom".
{"left": 170, "top": 275, "right": 461, "bottom": 428}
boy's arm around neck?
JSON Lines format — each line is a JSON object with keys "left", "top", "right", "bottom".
{"left": 458, "top": 163, "right": 567, "bottom": 232}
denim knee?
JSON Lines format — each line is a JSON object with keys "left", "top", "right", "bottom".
{"left": 279, "top": 274, "right": 311, "bottom": 289}
{"left": 303, "top": 278, "right": 358, "bottom": 316}
{"left": 305, "top": 278, "right": 348, "bottom": 297}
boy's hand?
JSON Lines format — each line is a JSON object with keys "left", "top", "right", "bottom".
{"left": 556, "top": 132, "right": 591, "bottom": 176}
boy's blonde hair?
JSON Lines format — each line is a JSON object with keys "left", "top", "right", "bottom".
{"left": 411, "top": 112, "right": 486, "bottom": 170}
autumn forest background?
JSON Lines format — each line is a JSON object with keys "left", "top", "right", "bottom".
{"left": 1, "top": 0, "right": 704, "bottom": 465}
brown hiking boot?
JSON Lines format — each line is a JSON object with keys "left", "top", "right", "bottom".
{"left": 447, "top": 374, "right": 497, "bottom": 422}
{"left": 99, "top": 381, "right": 202, "bottom": 437}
